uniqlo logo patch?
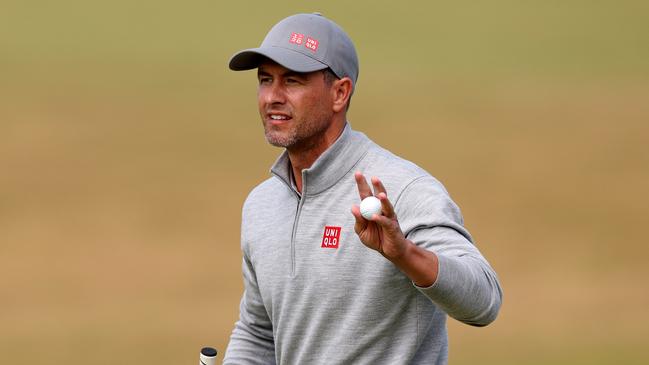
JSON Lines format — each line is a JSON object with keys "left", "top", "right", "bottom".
{"left": 305, "top": 37, "right": 319, "bottom": 52}
{"left": 321, "top": 226, "right": 341, "bottom": 249}
{"left": 289, "top": 32, "right": 304, "bottom": 45}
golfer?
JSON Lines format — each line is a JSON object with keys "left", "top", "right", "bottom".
{"left": 223, "top": 13, "right": 502, "bottom": 364}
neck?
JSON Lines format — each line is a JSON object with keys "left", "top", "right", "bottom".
{"left": 289, "top": 120, "right": 346, "bottom": 193}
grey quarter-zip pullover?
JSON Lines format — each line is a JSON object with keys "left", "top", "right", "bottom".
{"left": 224, "top": 123, "right": 502, "bottom": 365}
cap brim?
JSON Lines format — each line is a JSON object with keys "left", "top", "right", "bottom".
{"left": 229, "top": 46, "right": 328, "bottom": 73}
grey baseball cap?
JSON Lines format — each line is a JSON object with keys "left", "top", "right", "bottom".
{"left": 228, "top": 13, "right": 359, "bottom": 85}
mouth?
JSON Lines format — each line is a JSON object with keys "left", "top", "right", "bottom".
{"left": 266, "top": 112, "right": 292, "bottom": 125}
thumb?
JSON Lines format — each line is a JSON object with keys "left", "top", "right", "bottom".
{"left": 351, "top": 205, "right": 368, "bottom": 233}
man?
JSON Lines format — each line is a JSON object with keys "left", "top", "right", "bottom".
{"left": 223, "top": 13, "right": 502, "bottom": 365}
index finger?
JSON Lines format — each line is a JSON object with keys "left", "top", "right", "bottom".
{"left": 354, "top": 171, "right": 373, "bottom": 199}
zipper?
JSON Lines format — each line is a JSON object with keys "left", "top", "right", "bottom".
{"left": 291, "top": 194, "right": 305, "bottom": 277}
{"left": 290, "top": 173, "right": 307, "bottom": 278}
{"left": 271, "top": 167, "right": 305, "bottom": 278}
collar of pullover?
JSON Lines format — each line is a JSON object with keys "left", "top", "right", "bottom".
{"left": 270, "top": 123, "right": 371, "bottom": 196}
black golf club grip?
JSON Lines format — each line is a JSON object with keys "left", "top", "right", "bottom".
{"left": 199, "top": 347, "right": 217, "bottom": 365}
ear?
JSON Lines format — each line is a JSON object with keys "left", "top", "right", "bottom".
{"left": 331, "top": 77, "right": 353, "bottom": 113}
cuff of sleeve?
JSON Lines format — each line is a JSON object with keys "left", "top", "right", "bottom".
{"left": 412, "top": 254, "right": 465, "bottom": 305}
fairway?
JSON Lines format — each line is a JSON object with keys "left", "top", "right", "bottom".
{"left": 1, "top": 1, "right": 648, "bottom": 364}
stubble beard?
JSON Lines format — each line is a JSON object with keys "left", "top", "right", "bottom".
{"left": 263, "top": 113, "right": 332, "bottom": 151}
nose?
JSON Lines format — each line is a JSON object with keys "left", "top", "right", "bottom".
{"left": 259, "top": 80, "right": 286, "bottom": 106}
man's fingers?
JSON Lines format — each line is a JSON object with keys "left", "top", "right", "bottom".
{"left": 354, "top": 171, "right": 373, "bottom": 199}
{"left": 371, "top": 176, "right": 388, "bottom": 196}
{"left": 370, "top": 213, "right": 399, "bottom": 235}
{"left": 371, "top": 177, "right": 396, "bottom": 217}
{"left": 377, "top": 192, "right": 396, "bottom": 218}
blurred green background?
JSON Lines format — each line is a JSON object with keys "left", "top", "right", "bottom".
{"left": 1, "top": 1, "right": 648, "bottom": 364}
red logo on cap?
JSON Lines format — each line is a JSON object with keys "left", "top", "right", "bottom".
{"left": 289, "top": 32, "right": 304, "bottom": 45}
{"left": 321, "top": 226, "right": 341, "bottom": 249}
{"left": 305, "top": 37, "right": 319, "bottom": 52}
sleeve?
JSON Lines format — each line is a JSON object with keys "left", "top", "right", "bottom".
{"left": 223, "top": 244, "right": 276, "bottom": 364}
{"left": 395, "top": 176, "right": 503, "bottom": 327}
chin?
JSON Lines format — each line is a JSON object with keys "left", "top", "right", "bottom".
{"left": 265, "top": 131, "right": 296, "bottom": 148}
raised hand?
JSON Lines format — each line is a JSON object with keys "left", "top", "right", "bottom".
{"left": 350, "top": 171, "right": 408, "bottom": 260}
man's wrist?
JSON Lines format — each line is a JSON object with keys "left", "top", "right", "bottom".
{"left": 385, "top": 238, "right": 414, "bottom": 264}
{"left": 388, "top": 239, "right": 439, "bottom": 287}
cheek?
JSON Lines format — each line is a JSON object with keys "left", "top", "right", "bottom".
{"left": 293, "top": 90, "right": 329, "bottom": 114}
{"left": 311, "top": 93, "right": 333, "bottom": 117}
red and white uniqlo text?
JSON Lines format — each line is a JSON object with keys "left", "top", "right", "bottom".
{"left": 305, "top": 37, "right": 319, "bottom": 52}
{"left": 321, "top": 226, "right": 341, "bottom": 249}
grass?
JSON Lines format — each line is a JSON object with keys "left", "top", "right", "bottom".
{"left": 1, "top": 1, "right": 648, "bottom": 364}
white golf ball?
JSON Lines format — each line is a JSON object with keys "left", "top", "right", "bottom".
{"left": 360, "top": 196, "right": 382, "bottom": 220}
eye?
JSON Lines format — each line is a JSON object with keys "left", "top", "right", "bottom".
{"left": 285, "top": 78, "right": 299, "bottom": 84}
{"left": 258, "top": 76, "right": 272, "bottom": 85}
